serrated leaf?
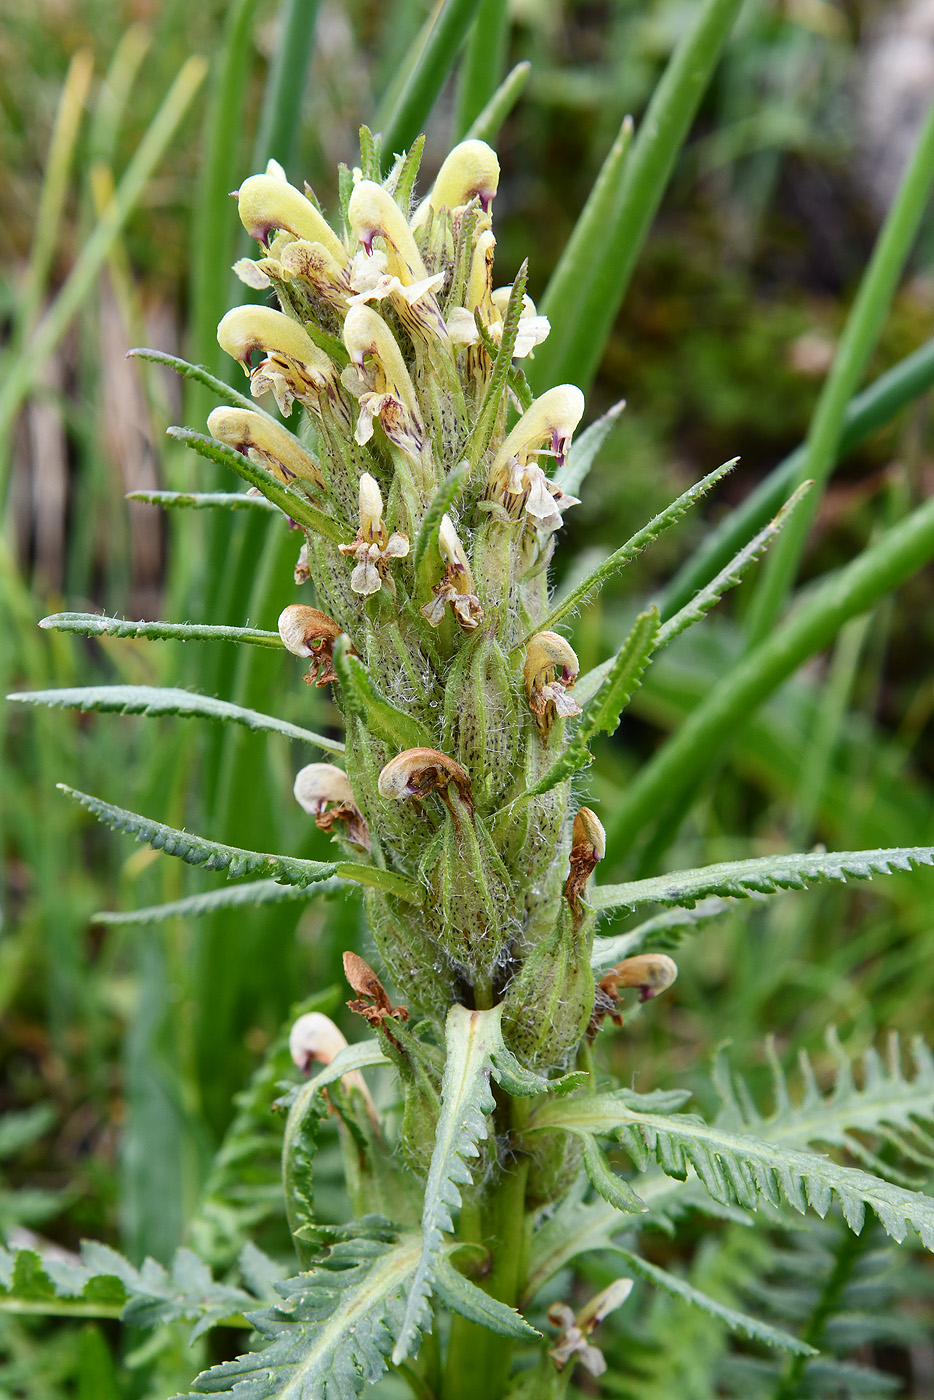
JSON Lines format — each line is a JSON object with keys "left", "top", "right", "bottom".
{"left": 180, "top": 1234, "right": 423, "bottom": 1399}
{"left": 655, "top": 481, "right": 812, "bottom": 649}
{"left": 527, "top": 458, "right": 737, "bottom": 641}
{"left": 126, "top": 489, "right": 278, "bottom": 511}
{"left": 59, "top": 785, "right": 338, "bottom": 886}
{"left": 39, "top": 612, "right": 282, "bottom": 648}
{"left": 468, "top": 262, "right": 530, "bottom": 466}
{"left": 126, "top": 346, "right": 267, "bottom": 416}
{"left": 8, "top": 685, "right": 345, "bottom": 754}
{"left": 530, "top": 1093, "right": 934, "bottom": 1250}
{"left": 591, "top": 846, "right": 934, "bottom": 913}
{"left": 413, "top": 461, "right": 468, "bottom": 570}
{"left": 522, "top": 607, "right": 660, "bottom": 801}
{"left": 574, "top": 1131, "right": 647, "bottom": 1214}
{"left": 94, "top": 877, "right": 346, "bottom": 926}
{"left": 168, "top": 427, "right": 351, "bottom": 545}
{"left": 609, "top": 1246, "right": 816, "bottom": 1355}
{"left": 433, "top": 1255, "right": 540, "bottom": 1340}
{"left": 332, "top": 635, "right": 434, "bottom": 753}
{"left": 392, "top": 1004, "right": 501, "bottom": 1365}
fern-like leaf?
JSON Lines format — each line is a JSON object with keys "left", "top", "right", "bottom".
{"left": 8, "top": 685, "right": 345, "bottom": 753}
{"left": 39, "top": 612, "right": 282, "bottom": 648}
{"left": 392, "top": 1004, "right": 501, "bottom": 1366}
{"left": 180, "top": 1233, "right": 424, "bottom": 1399}
{"left": 526, "top": 456, "right": 738, "bottom": 641}
{"left": 531, "top": 1092, "right": 934, "bottom": 1248}
{"left": 591, "top": 846, "right": 934, "bottom": 913}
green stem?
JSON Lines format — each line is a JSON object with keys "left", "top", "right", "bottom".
{"left": 744, "top": 89, "right": 934, "bottom": 645}
{"left": 442, "top": 1098, "right": 531, "bottom": 1400}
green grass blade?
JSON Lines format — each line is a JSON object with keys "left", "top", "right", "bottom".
{"left": 592, "top": 847, "right": 934, "bottom": 914}
{"left": 462, "top": 61, "right": 531, "bottom": 145}
{"left": 661, "top": 336, "right": 934, "bottom": 618}
{"left": 606, "top": 487, "right": 934, "bottom": 855}
{"left": 59, "top": 785, "right": 337, "bottom": 886}
{"left": 251, "top": 0, "right": 321, "bottom": 171}
{"left": 454, "top": 0, "right": 509, "bottom": 139}
{"left": 38, "top": 613, "right": 282, "bottom": 648}
{"left": 0, "top": 55, "right": 208, "bottom": 503}
{"left": 167, "top": 428, "right": 351, "bottom": 544}
{"left": 7, "top": 685, "right": 345, "bottom": 754}
{"left": 745, "top": 91, "right": 934, "bottom": 644}
{"left": 531, "top": 0, "right": 745, "bottom": 394}
{"left": 376, "top": 0, "right": 486, "bottom": 162}
{"left": 525, "top": 458, "right": 736, "bottom": 642}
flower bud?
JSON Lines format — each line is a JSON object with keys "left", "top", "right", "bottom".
{"left": 236, "top": 172, "right": 347, "bottom": 264}
{"left": 358, "top": 472, "right": 384, "bottom": 542}
{"left": 207, "top": 406, "right": 324, "bottom": 487}
{"left": 348, "top": 180, "right": 429, "bottom": 284}
{"left": 565, "top": 806, "right": 606, "bottom": 912}
{"left": 501, "top": 902, "right": 594, "bottom": 1069}
{"left": 430, "top": 140, "right": 500, "bottom": 213}
{"left": 289, "top": 1011, "right": 348, "bottom": 1073}
{"left": 601, "top": 953, "right": 678, "bottom": 1004}
{"left": 490, "top": 384, "right": 585, "bottom": 478}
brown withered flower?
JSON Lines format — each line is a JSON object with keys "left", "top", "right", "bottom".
{"left": 564, "top": 806, "right": 605, "bottom": 913}
{"left": 589, "top": 953, "right": 679, "bottom": 1037}
{"left": 524, "top": 631, "right": 582, "bottom": 738}
{"left": 293, "top": 763, "right": 370, "bottom": 849}
{"left": 343, "top": 951, "right": 409, "bottom": 1036}
{"left": 377, "top": 747, "right": 474, "bottom": 816}
{"left": 278, "top": 604, "right": 343, "bottom": 687}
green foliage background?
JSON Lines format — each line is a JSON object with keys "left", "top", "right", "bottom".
{"left": 2, "top": 0, "right": 934, "bottom": 1394}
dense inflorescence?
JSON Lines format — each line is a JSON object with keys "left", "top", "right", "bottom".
{"left": 212, "top": 134, "right": 601, "bottom": 1071}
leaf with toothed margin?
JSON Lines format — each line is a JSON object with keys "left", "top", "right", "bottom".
{"left": 60, "top": 786, "right": 338, "bottom": 885}
{"left": 126, "top": 489, "right": 278, "bottom": 512}
{"left": 93, "top": 877, "right": 348, "bottom": 926}
{"left": 7, "top": 685, "right": 344, "bottom": 754}
{"left": 392, "top": 1004, "right": 501, "bottom": 1366}
{"left": 525, "top": 457, "right": 738, "bottom": 642}
{"left": 39, "top": 612, "right": 282, "bottom": 648}
{"left": 591, "top": 846, "right": 934, "bottom": 913}
{"left": 432, "top": 1255, "right": 540, "bottom": 1340}
{"left": 529, "top": 1092, "right": 934, "bottom": 1250}
{"left": 168, "top": 427, "right": 351, "bottom": 545}
{"left": 590, "top": 898, "right": 736, "bottom": 969}
{"left": 126, "top": 347, "right": 269, "bottom": 417}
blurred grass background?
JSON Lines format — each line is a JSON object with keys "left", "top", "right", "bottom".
{"left": 2, "top": 0, "right": 934, "bottom": 1394}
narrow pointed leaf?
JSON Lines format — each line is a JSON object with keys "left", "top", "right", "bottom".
{"left": 526, "top": 458, "right": 737, "bottom": 641}
{"left": 167, "top": 427, "right": 350, "bottom": 544}
{"left": 377, "top": 0, "right": 486, "bottom": 161}
{"left": 574, "top": 1131, "right": 647, "bottom": 1214}
{"left": 463, "top": 60, "right": 531, "bottom": 144}
{"left": 126, "top": 489, "right": 277, "bottom": 511}
{"left": 553, "top": 397, "right": 626, "bottom": 500}
{"left": 433, "top": 1256, "right": 540, "bottom": 1340}
{"left": 332, "top": 636, "right": 434, "bottom": 753}
{"left": 590, "top": 898, "right": 734, "bottom": 969}
{"left": 59, "top": 786, "right": 338, "bottom": 886}
{"left": 592, "top": 846, "right": 934, "bottom": 913}
{"left": 94, "top": 877, "right": 345, "bottom": 926}
{"left": 39, "top": 612, "right": 282, "bottom": 648}
{"left": 126, "top": 347, "right": 267, "bottom": 416}
{"left": 8, "top": 685, "right": 345, "bottom": 754}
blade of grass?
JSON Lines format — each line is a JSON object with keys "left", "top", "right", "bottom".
{"left": 16, "top": 48, "right": 94, "bottom": 340}
{"left": 0, "top": 55, "right": 208, "bottom": 507}
{"left": 376, "top": 0, "right": 487, "bottom": 163}
{"left": 463, "top": 61, "right": 530, "bottom": 145}
{"left": 251, "top": 0, "right": 321, "bottom": 171}
{"left": 660, "top": 335, "right": 934, "bottom": 618}
{"left": 744, "top": 91, "right": 934, "bottom": 646}
{"left": 605, "top": 489, "right": 934, "bottom": 859}
{"left": 454, "top": 0, "right": 509, "bottom": 139}
{"left": 530, "top": 0, "right": 746, "bottom": 394}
